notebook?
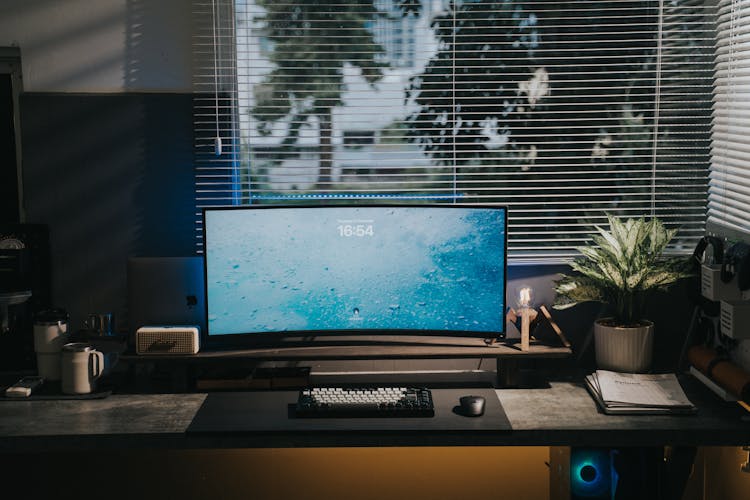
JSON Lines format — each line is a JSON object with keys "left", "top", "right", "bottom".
{"left": 585, "top": 370, "right": 697, "bottom": 415}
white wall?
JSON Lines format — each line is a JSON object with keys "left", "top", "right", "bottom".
{"left": 0, "top": 0, "right": 192, "bottom": 92}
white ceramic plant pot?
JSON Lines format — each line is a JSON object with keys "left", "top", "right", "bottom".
{"left": 594, "top": 319, "right": 654, "bottom": 373}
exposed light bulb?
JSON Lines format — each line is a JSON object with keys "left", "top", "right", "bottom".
{"left": 516, "top": 284, "right": 535, "bottom": 353}
{"left": 518, "top": 285, "right": 534, "bottom": 309}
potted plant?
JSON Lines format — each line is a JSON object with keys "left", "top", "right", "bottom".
{"left": 553, "top": 214, "right": 693, "bottom": 373}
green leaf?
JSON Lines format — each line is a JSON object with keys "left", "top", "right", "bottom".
{"left": 553, "top": 214, "right": 687, "bottom": 325}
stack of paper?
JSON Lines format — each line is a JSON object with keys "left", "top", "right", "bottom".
{"left": 585, "top": 370, "right": 697, "bottom": 415}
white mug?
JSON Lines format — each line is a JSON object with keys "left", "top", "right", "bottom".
{"left": 61, "top": 343, "right": 105, "bottom": 395}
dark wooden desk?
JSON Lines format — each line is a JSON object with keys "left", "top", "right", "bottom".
{"left": 0, "top": 374, "right": 747, "bottom": 453}
{"left": 2, "top": 372, "right": 747, "bottom": 500}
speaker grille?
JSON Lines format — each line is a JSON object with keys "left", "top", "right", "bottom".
{"left": 136, "top": 327, "right": 200, "bottom": 355}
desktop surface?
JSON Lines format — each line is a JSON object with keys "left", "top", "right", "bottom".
{"left": 1, "top": 373, "right": 749, "bottom": 452}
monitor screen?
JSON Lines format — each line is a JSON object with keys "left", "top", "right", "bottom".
{"left": 203, "top": 204, "right": 507, "bottom": 343}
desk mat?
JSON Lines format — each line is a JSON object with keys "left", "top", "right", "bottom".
{"left": 1, "top": 381, "right": 112, "bottom": 401}
{"left": 187, "top": 388, "right": 510, "bottom": 434}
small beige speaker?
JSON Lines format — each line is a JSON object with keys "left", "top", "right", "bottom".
{"left": 135, "top": 326, "right": 200, "bottom": 355}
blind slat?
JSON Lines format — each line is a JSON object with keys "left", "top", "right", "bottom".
{"left": 195, "top": 0, "right": 714, "bottom": 257}
{"left": 709, "top": 0, "right": 750, "bottom": 239}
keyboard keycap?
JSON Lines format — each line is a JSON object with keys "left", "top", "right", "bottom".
{"left": 295, "top": 387, "right": 434, "bottom": 418}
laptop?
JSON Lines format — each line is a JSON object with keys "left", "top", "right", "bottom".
{"left": 126, "top": 256, "right": 206, "bottom": 338}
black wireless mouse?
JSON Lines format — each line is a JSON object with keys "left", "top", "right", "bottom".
{"left": 459, "top": 395, "right": 486, "bottom": 417}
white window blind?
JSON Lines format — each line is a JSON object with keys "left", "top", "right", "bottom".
{"left": 709, "top": 0, "right": 750, "bottom": 240}
{"left": 194, "top": 0, "right": 714, "bottom": 260}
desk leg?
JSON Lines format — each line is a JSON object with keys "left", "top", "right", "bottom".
{"left": 496, "top": 358, "right": 520, "bottom": 388}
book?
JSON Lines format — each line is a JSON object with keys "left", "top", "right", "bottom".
{"left": 585, "top": 370, "right": 697, "bottom": 415}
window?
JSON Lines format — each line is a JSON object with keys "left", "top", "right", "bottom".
{"left": 709, "top": 0, "right": 750, "bottom": 240}
{"left": 194, "top": 0, "right": 715, "bottom": 260}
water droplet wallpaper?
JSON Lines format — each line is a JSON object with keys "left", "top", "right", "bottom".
{"left": 204, "top": 206, "right": 506, "bottom": 336}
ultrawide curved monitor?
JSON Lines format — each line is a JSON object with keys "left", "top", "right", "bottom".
{"left": 203, "top": 204, "right": 507, "bottom": 344}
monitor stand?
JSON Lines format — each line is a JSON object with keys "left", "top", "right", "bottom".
{"left": 119, "top": 335, "right": 572, "bottom": 390}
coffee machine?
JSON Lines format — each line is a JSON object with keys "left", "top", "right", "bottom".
{"left": 0, "top": 224, "right": 51, "bottom": 374}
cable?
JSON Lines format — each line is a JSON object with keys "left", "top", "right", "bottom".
{"left": 212, "top": 0, "right": 222, "bottom": 156}
{"left": 650, "top": 0, "right": 664, "bottom": 218}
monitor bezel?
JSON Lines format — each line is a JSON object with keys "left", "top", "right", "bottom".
{"left": 201, "top": 203, "right": 508, "bottom": 349}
